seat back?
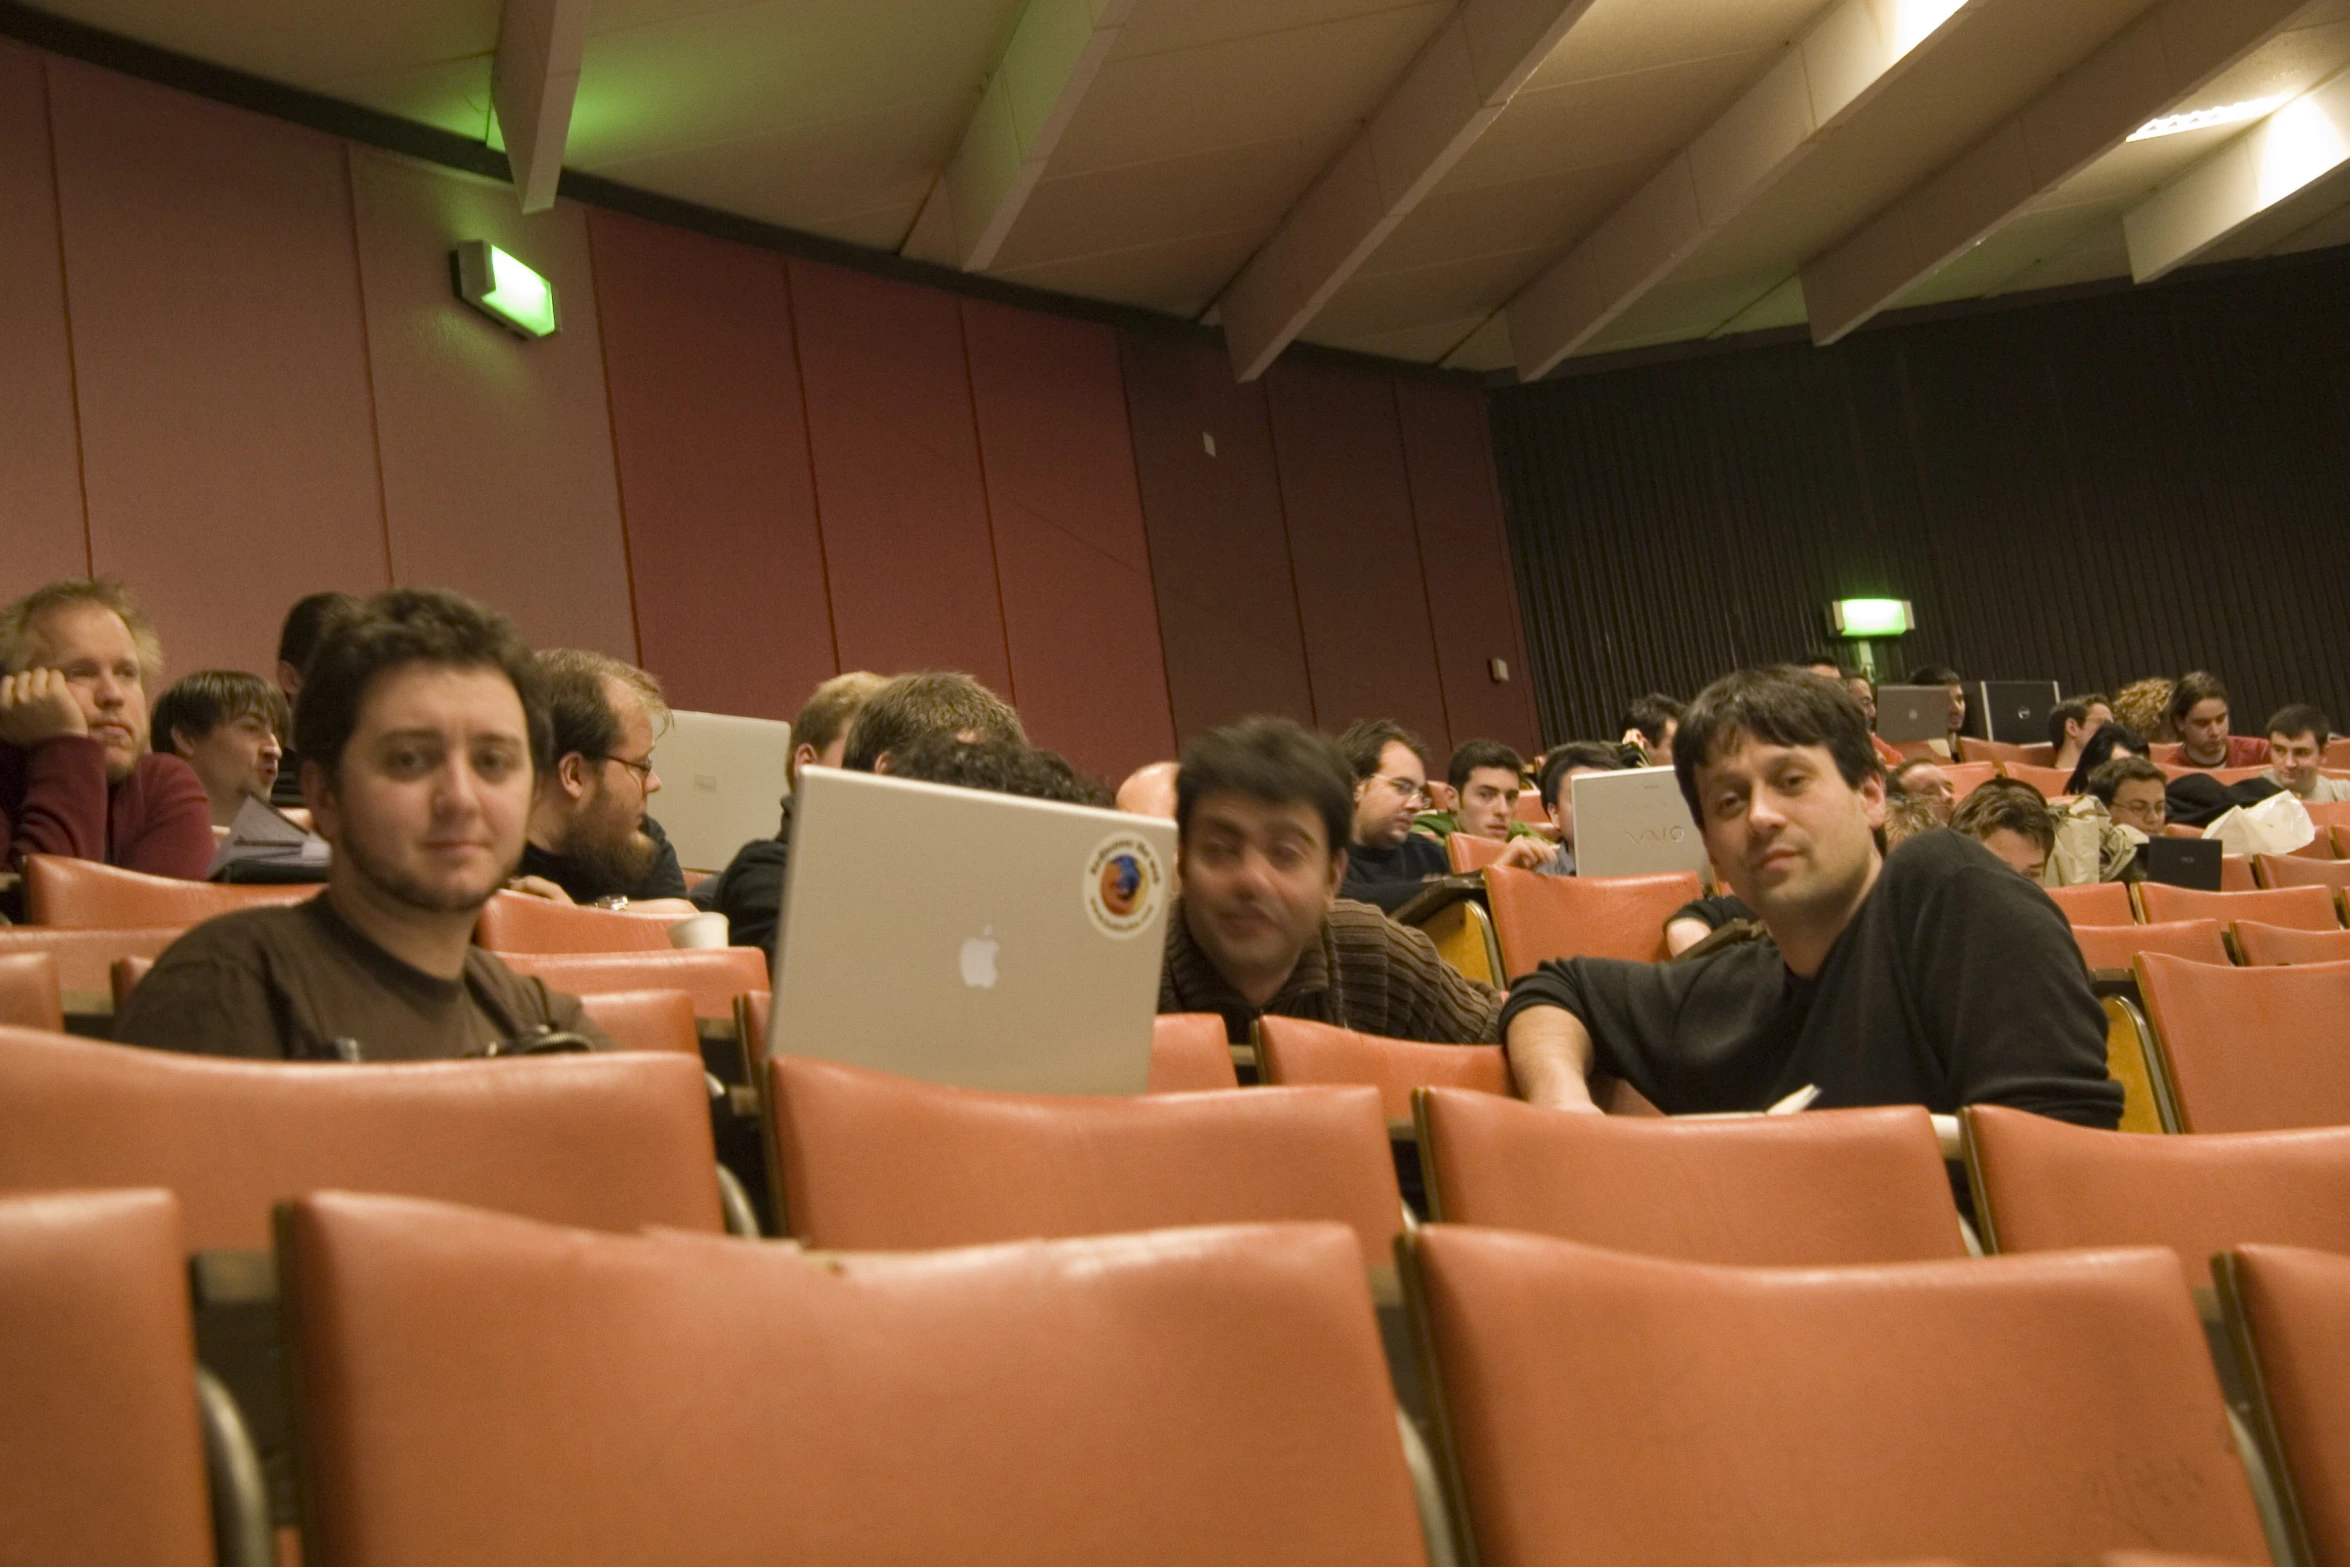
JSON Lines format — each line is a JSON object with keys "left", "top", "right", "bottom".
{"left": 1405, "top": 1226, "right": 2268, "bottom": 1567}
{"left": 2220, "top": 855, "right": 2256, "bottom": 892}
{"left": 2216, "top": 1244, "right": 2350, "bottom": 1567}
{"left": 573, "top": 988, "right": 699, "bottom": 1055}
{"left": 1510, "top": 788, "right": 1549, "bottom": 826}
{"left": 22, "top": 854, "right": 313, "bottom": 929}
{"left": 2137, "top": 882, "right": 2340, "bottom": 931}
{"left": 1960, "top": 738, "right": 2054, "bottom": 766}
{"left": 1147, "top": 1012, "right": 1239, "bottom": 1092}
{"left": 2150, "top": 742, "right": 2185, "bottom": 763}
{"left": 2305, "top": 798, "right": 2350, "bottom": 832}
{"left": 765, "top": 1056, "right": 1402, "bottom": 1264}
{"left": 2257, "top": 854, "right": 2350, "bottom": 893}
{"left": 0, "top": 926, "right": 185, "bottom": 998}
{"left": 2002, "top": 762, "right": 2075, "bottom": 795}
{"left": 1942, "top": 761, "right": 1998, "bottom": 799}
{"left": 1484, "top": 867, "right": 1703, "bottom": 974}
{"left": 2047, "top": 880, "right": 2137, "bottom": 926}
{"left": 1965, "top": 1104, "right": 2350, "bottom": 1287}
{"left": 472, "top": 891, "right": 682, "bottom": 953}
{"left": 2070, "top": 919, "right": 2228, "bottom": 972}
{"left": 1445, "top": 832, "right": 1511, "bottom": 873}
{"left": 500, "top": 947, "right": 769, "bottom": 1021}
{"left": 1256, "top": 1016, "right": 1508, "bottom": 1121}
{"left": 2136, "top": 954, "right": 2350, "bottom": 1133}
{"left": 0, "top": 1028, "right": 722, "bottom": 1249}
{"left": 280, "top": 1195, "right": 1426, "bottom": 1567}
{"left": 0, "top": 951, "right": 64, "bottom": 1032}
{"left": 110, "top": 955, "right": 155, "bottom": 1012}
{"left": 1416, "top": 1092, "right": 1964, "bottom": 1263}
{"left": 2235, "top": 920, "right": 2350, "bottom": 966}
{"left": 0, "top": 1189, "right": 213, "bottom": 1567}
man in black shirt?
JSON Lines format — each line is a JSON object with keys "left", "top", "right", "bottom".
{"left": 1503, "top": 667, "right": 2119, "bottom": 1129}
{"left": 511, "top": 650, "right": 691, "bottom": 910}
{"left": 1334, "top": 718, "right": 1448, "bottom": 913}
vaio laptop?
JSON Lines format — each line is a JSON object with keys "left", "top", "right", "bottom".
{"left": 1874, "top": 685, "right": 1951, "bottom": 744}
{"left": 1967, "top": 680, "right": 2061, "bottom": 745}
{"left": 1569, "top": 766, "right": 1711, "bottom": 880}
{"left": 768, "top": 768, "right": 1178, "bottom": 1095}
{"left": 652, "top": 710, "right": 793, "bottom": 873}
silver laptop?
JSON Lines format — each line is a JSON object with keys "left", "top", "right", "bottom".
{"left": 768, "top": 768, "right": 1178, "bottom": 1094}
{"left": 652, "top": 710, "right": 793, "bottom": 872}
{"left": 1874, "top": 685, "right": 1951, "bottom": 744}
{"left": 1570, "top": 766, "right": 1711, "bottom": 880}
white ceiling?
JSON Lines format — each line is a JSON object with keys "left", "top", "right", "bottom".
{"left": 26, "top": 0, "right": 2350, "bottom": 374}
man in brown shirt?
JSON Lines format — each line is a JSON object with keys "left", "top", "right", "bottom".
{"left": 118, "top": 589, "right": 606, "bottom": 1061}
{"left": 1157, "top": 718, "right": 1501, "bottom": 1045}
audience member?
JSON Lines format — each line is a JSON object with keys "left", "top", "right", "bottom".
{"left": 2169, "top": 671, "right": 2269, "bottom": 769}
{"left": 2111, "top": 677, "right": 2176, "bottom": 744}
{"left": 1619, "top": 693, "right": 1683, "bottom": 766}
{"left": 1115, "top": 760, "right": 1179, "bottom": 818}
{"left": 0, "top": 578, "right": 211, "bottom": 879}
{"left": 1334, "top": 719, "right": 1448, "bottom": 913}
{"left": 2087, "top": 755, "right": 2169, "bottom": 839}
{"left": 270, "top": 592, "right": 361, "bottom": 806}
{"left": 1157, "top": 718, "right": 1500, "bottom": 1044}
{"left": 1414, "top": 740, "right": 1552, "bottom": 870}
{"left": 149, "top": 670, "right": 290, "bottom": 829}
{"left": 886, "top": 733, "right": 1098, "bottom": 803}
{"left": 2047, "top": 693, "right": 2111, "bottom": 773}
{"left": 1887, "top": 758, "right": 1956, "bottom": 823}
{"left": 1878, "top": 792, "right": 1942, "bottom": 853}
{"left": 510, "top": 650, "right": 691, "bottom": 911}
{"left": 1949, "top": 781, "right": 2054, "bottom": 882}
{"left": 1501, "top": 667, "right": 2117, "bottom": 1130}
{"left": 2263, "top": 704, "right": 2350, "bottom": 801}
{"left": 115, "top": 589, "right": 610, "bottom": 1060}
{"left": 1908, "top": 663, "right": 1967, "bottom": 753}
{"left": 840, "top": 671, "right": 1025, "bottom": 773}
{"left": 1533, "top": 741, "right": 1624, "bottom": 876}
{"left": 2062, "top": 722, "right": 2146, "bottom": 796}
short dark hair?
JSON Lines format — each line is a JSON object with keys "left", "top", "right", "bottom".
{"left": 1176, "top": 717, "right": 1352, "bottom": 859}
{"left": 1888, "top": 758, "right": 1943, "bottom": 796}
{"left": 1621, "top": 693, "right": 1685, "bottom": 749}
{"left": 2047, "top": 693, "right": 2109, "bottom": 749}
{"left": 1950, "top": 783, "right": 2054, "bottom": 852}
{"left": 2169, "top": 670, "right": 2228, "bottom": 726}
{"left": 1909, "top": 664, "right": 1962, "bottom": 686}
{"left": 294, "top": 588, "right": 550, "bottom": 787}
{"left": 535, "top": 649, "right": 667, "bottom": 768}
{"left": 1538, "top": 742, "right": 1623, "bottom": 814}
{"left": 1334, "top": 719, "right": 1428, "bottom": 781}
{"left": 2064, "top": 723, "right": 2148, "bottom": 795}
{"left": 2265, "top": 703, "right": 2331, "bottom": 747}
{"left": 2087, "top": 755, "right": 2167, "bottom": 806}
{"left": 841, "top": 672, "right": 1024, "bottom": 773}
{"left": 276, "top": 592, "right": 362, "bottom": 675}
{"left": 1447, "top": 739, "right": 1524, "bottom": 794}
{"left": 1672, "top": 668, "right": 1882, "bottom": 817}
{"left": 1797, "top": 649, "right": 1847, "bottom": 674}
{"left": 884, "top": 733, "right": 1105, "bottom": 806}
{"left": 151, "top": 671, "right": 290, "bottom": 753}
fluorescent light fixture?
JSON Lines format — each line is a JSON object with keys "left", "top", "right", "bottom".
{"left": 2128, "top": 96, "right": 2287, "bottom": 142}
{"left": 451, "top": 241, "right": 559, "bottom": 338}
{"left": 1830, "top": 598, "right": 1913, "bottom": 637}
{"left": 2257, "top": 92, "right": 2350, "bottom": 206}
{"left": 1889, "top": 0, "right": 1970, "bottom": 60}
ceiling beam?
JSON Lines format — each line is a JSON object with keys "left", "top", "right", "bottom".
{"left": 2125, "top": 67, "right": 2350, "bottom": 282}
{"left": 491, "top": 0, "right": 589, "bottom": 213}
{"left": 1800, "top": 0, "right": 2309, "bottom": 345}
{"left": 1216, "top": 0, "right": 1602, "bottom": 382}
{"left": 1504, "top": 0, "right": 1984, "bottom": 381}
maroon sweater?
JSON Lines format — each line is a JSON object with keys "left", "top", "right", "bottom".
{"left": 0, "top": 736, "right": 213, "bottom": 880}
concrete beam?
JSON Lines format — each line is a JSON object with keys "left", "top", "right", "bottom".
{"left": 492, "top": 0, "right": 590, "bottom": 213}
{"left": 2126, "top": 67, "right": 2350, "bottom": 281}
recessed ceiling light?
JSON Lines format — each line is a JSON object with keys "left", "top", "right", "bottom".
{"left": 2127, "top": 95, "right": 2288, "bottom": 142}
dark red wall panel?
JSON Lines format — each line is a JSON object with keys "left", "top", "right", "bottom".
{"left": 1265, "top": 363, "right": 1450, "bottom": 754}
{"left": 1397, "top": 380, "right": 1541, "bottom": 754}
{"left": 1120, "top": 332, "right": 1314, "bottom": 743}
{"left": 48, "top": 60, "right": 387, "bottom": 678}
{"left": 349, "top": 149, "right": 636, "bottom": 659}
{"left": 589, "top": 211, "right": 835, "bottom": 720}
{"left": 963, "top": 299, "right": 1176, "bottom": 780}
{"left": 788, "top": 260, "right": 1011, "bottom": 693}
{"left": 0, "top": 46, "right": 87, "bottom": 599}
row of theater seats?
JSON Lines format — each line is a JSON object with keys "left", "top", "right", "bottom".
{"left": 1956, "top": 736, "right": 2350, "bottom": 770}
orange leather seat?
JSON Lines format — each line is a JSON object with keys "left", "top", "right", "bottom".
{"left": 2220, "top": 855, "right": 2257, "bottom": 892}
{"left": 2071, "top": 919, "right": 2228, "bottom": 971}
{"left": 1484, "top": 866, "right": 1703, "bottom": 973}
{"left": 472, "top": 890, "right": 683, "bottom": 953}
{"left": 2257, "top": 854, "right": 2350, "bottom": 893}
{"left": 1416, "top": 1091, "right": 1964, "bottom": 1264}
{"left": 2216, "top": 1244, "right": 2350, "bottom": 1567}
{"left": 2047, "top": 881, "right": 2137, "bottom": 926}
{"left": 2235, "top": 920, "right": 2350, "bottom": 966}
{"left": 2138, "top": 883, "right": 2341, "bottom": 932}
{"left": 0, "top": 951, "right": 64, "bottom": 1032}
{"left": 21, "top": 854, "right": 314, "bottom": 929}
{"left": 500, "top": 947, "right": 768, "bottom": 1021}
{"left": 2135, "top": 954, "right": 2350, "bottom": 1133}
{"left": 1960, "top": 739, "right": 2055, "bottom": 766}
{"left": 1256, "top": 1015, "right": 1507, "bottom": 1122}
{"left": 1405, "top": 1226, "right": 2269, "bottom": 1567}
{"left": 1965, "top": 1104, "right": 2350, "bottom": 1287}
{"left": 574, "top": 988, "right": 699, "bottom": 1055}
{"left": 1941, "top": 761, "right": 1998, "bottom": 799}
{"left": 2150, "top": 742, "right": 2186, "bottom": 763}
{"left": 2306, "top": 799, "right": 2350, "bottom": 832}
{"left": 1511, "top": 788, "right": 1550, "bottom": 825}
{"left": 109, "top": 954, "right": 154, "bottom": 1011}
{"left": 764, "top": 1056, "right": 1402, "bottom": 1264}
{"left": 0, "top": 1027, "right": 723, "bottom": 1249}
{"left": 1147, "top": 1012, "right": 1240, "bottom": 1092}
{"left": 1445, "top": 832, "right": 1513, "bottom": 873}
{"left": 280, "top": 1194, "right": 1426, "bottom": 1567}
{"left": 2001, "top": 761, "right": 2075, "bottom": 795}
{"left": 0, "top": 926, "right": 185, "bottom": 998}
{"left": 0, "top": 1189, "right": 221, "bottom": 1567}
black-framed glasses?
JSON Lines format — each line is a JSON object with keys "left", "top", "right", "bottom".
{"left": 599, "top": 753, "right": 655, "bottom": 788}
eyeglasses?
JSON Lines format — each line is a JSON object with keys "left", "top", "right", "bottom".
{"left": 599, "top": 753, "right": 655, "bottom": 788}
{"left": 1370, "top": 773, "right": 1429, "bottom": 805}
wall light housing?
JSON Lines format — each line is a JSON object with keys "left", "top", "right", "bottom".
{"left": 452, "top": 241, "right": 559, "bottom": 339}
{"left": 1830, "top": 598, "right": 1913, "bottom": 637}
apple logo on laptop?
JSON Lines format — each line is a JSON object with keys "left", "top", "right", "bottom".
{"left": 959, "top": 925, "right": 1000, "bottom": 989}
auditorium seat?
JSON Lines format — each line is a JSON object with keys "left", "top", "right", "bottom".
{"left": 2071, "top": 919, "right": 2228, "bottom": 972}
{"left": 573, "top": 988, "right": 699, "bottom": 1056}
{"left": 1511, "top": 788, "right": 1550, "bottom": 826}
{"left": 2308, "top": 800, "right": 2350, "bottom": 834}
{"left": 2101, "top": 995, "right": 2172, "bottom": 1134}
{"left": 109, "top": 954, "right": 153, "bottom": 1011}
{"left": 1484, "top": 866, "right": 1703, "bottom": 974}
{"left": 2328, "top": 739, "right": 2350, "bottom": 770}
{"left": 1445, "top": 832, "right": 1511, "bottom": 873}
{"left": 1964, "top": 1105, "right": 2350, "bottom": 1287}
{"left": 2150, "top": 742, "right": 2186, "bottom": 764}
{"left": 2137, "top": 883, "right": 2340, "bottom": 932}
{"left": 1960, "top": 739, "right": 2055, "bottom": 767}
{"left": 0, "top": 1188, "right": 260, "bottom": 1567}
{"left": 764, "top": 1056, "right": 1401, "bottom": 1264}
{"left": 1405, "top": 1227, "right": 2268, "bottom": 1567}
{"left": 1147, "top": 1012, "right": 1240, "bottom": 1092}
{"left": 1415, "top": 1092, "right": 1964, "bottom": 1263}
{"left": 2256, "top": 854, "right": 2350, "bottom": 894}
{"left": 2235, "top": 921, "right": 2350, "bottom": 966}
{"left": 279, "top": 1195, "right": 1429, "bottom": 1567}
{"left": 472, "top": 890, "right": 683, "bottom": 953}
{"left": 2221, "top": 855, "right": 2257, "bottom": 892}
{"left": 2159, "top": 764, "right": 2271, "bottom": 786}
{"left": 0, "top": 926, "right": 183, "bottom": 1001}
{"left": 1256, "top": 1016, "right": 1508, "bottom": 1122}
{"left": 2000, "top": 761, "right": 2075, "bottom": 795}
{"left": 0, "top": 1028, "right": 726, "bottom": 1248}
{"left": 0, "top": 951, "right": 64, "bottom": 1032}
{"left": 500, "top": 947, "right": 769, "bottom": 1022}
{"left": 21, "top": 854, "right": 313, "bottom": 928}
{"left": 2047, "top": 881, "right": 2138, "bottom": 926}
{"left": 2214, "top": 1244, "right": 2350, "bottom": 1567}
{"left": 2135, "top": 954, "right": 2350, "bottom": 1133}
{"left": 1943, "top": 761, "right": 1997, "bottom": 799}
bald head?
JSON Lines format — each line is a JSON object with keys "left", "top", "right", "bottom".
{"left": 1116, "top": 760, "right": 1179, "bottom": 819}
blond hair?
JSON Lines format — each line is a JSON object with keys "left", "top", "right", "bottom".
{"left": 0, "top": 578, "right": 164, "bottom": 683}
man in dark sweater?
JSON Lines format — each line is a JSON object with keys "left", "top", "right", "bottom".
{"left": 1503, "top": 667, "right": 2119, "bottom": 1129}
{"left": 511, "top": 649, "right": 690, "bottom": 910}
{"left": 1334, "top": 718, "right": 1449, "bottom": 913}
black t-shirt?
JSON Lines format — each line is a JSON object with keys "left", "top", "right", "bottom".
{"left": 516, "top": 814, "right": 688, "bottom": 903}
{"left": 691, "top": 834, "right": 789, "bottom": 960}
{"left": 1341, "top": 833, "right": 1450, "bottom": 914}
{"left": 1501, "top": 830, "right": 2120, "bottom": 1126}
{"left": 1670, "top": 893, "right": 1755, "bottom": 931}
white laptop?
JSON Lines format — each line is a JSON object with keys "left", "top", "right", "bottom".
{"left": 767, "top": 768, "right": 1179, "bottom": 1095}
{"left": 652, "top": 710, "right": 793, "bottom": 872}
{"left": 1570, "top": 766, "right": 1711, "bottom": 880}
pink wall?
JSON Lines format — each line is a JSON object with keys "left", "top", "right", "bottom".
{"left": 0, "top": 38, "right": 1536, "bottom": 785}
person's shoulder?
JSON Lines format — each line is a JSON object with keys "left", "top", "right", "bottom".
{"left": 462, "top": 944, "right": 561, "bottom": 1014}
{"left": 130, "top": 750, "right": 207, "bottom": 800}
{"left": 153, "top": 899, "right": 318, "bottom": 963}
{"left": 1880, "top": 827, "right": 1993, "bottom": 880}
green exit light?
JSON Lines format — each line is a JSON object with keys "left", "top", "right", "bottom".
{"left": 452, "top": 241, "right": 558, "bottom": 339}
{"left": 1830, "top": 598, "right": 1913, "bottom": 637}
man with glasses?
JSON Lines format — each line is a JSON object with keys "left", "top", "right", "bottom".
{"left": 1335, "top": 718, "right": 1449, "bottom": 914}
{"left": 509, "top": 649, "right": 694, "bottom": 913}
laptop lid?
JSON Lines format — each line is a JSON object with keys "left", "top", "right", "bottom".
{"left": 653, "top": 711, "right": 793, "bottom": 873}
{"left": 769, "top": 768, "right": 1177, "bottom": 1095}
{"left": 2144, "top": 837, "right": 2222, "bottom": 891}
{"left": 1874, "top": 686, "right": 1950, "bottom": 744}
{"left": 1569, "top": 766, "right": 1711, "bottom": 880}
{"left": 1971, "top": 681, "right": 2062, "bottom": 745}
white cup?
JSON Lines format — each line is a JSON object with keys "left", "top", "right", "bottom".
{"left": 667, "top": 911, "right": 730, "bottom": 950}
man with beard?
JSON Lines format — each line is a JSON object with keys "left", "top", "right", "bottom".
{"left": 508, "top": 650, "right": 692, "bottom": 913}
{"left": 115, "top": 590, "right": 609, "bottom": 1060}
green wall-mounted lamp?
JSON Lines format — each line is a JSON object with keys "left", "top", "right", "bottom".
{"left": 452, "top": 241, "right": 559, "bottom": 339}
